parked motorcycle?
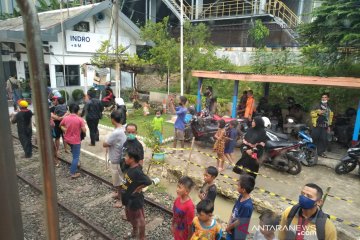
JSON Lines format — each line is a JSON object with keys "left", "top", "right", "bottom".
{"left": 263, "top": 139, "right": 302, "bottom": 175}
{"left": 335, "top": 143, "right": 360, "bottom": 175}
{"left": 184, "top": 114, "right": 218, "bottom": 145}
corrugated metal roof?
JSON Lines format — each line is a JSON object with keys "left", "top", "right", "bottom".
{"left": 0, "top": 4, "right": 96, "bottom": 31}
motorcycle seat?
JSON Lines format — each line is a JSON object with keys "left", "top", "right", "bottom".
{"left": 266, "top": 129, "right": 289, "bottom": 140}
{"left": 205, "top": 125, "right": 218, "bottom": 132}
{"left": 266, "top": 140, "right": 298, "bottom": 149}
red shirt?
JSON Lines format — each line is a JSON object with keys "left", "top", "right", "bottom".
{"left": 60, "top": 114, "right": 85, "bottom": 144}
{"left": 172, "top": 197, "right": 195, "bottom": 240}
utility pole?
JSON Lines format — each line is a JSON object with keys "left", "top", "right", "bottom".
{"left": 180, "top": 0, "right": 184, "bottom": 95}
{"left": 115, "top": 0, "right": 121, "bottom": 98}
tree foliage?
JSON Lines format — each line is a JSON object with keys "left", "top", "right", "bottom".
{"left": 140, "top": 17, "right": 236, "bottom": 94}
{"left": 298, "top": 0, "right": 360, "bottom": 67}
{"left": 248, "top": 20, "right": 270, "bottom": 48}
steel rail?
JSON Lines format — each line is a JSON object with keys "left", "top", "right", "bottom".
{"left": 12, "top": 134, "right": 173, "bottom": 216}
{"left": 17, "top": 173, "right": 116, "bottom": 240}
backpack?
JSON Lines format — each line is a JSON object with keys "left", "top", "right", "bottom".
{"left": 10, "top": 79, "right": 19, "bottom": 90}
{"left": 286, "top": 204, "right": 329, "bottom": 240}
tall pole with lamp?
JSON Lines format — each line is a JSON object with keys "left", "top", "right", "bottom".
{"left": 180, "top": 0, "right": 184, "bottom": 95}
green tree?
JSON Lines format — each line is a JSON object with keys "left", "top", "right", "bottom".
{"left": 140, "top": 17, "right": 236, "bottom": 94}
{"left": 248, "top": 19, "right": 270, "bottom": 48}
{"left": 299, "top": 0, "right": 360, "bottom": 67}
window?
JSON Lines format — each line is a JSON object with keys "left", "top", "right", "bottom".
{"left": 24, "top": 62, "right": 50, "bottom": 86}
{"left": 55, "top": 65, "right": 80, "bottom": 86}
{"left": 73, "top": 21, "right": 90, "bottom": 32}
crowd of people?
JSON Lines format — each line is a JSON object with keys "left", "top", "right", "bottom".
{"left": 9, "top": 80, "right": 338, "bottom": 239}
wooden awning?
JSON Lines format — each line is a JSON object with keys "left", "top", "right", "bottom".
{"left": 192, "top": 70, "right": 360, "bottom": 88}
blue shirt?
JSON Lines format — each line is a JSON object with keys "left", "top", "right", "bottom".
{"left": 229, "top": 195, "right": 253, "bottom": 240}
{"left": 174, "top": 106, "right": 187, "bottom": 130}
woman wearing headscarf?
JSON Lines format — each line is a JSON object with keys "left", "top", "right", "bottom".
{"left": 233, "top": 117, "right": 268, "bottom": 179}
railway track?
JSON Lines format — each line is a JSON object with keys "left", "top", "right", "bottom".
{"left": 12, "top": 131, "right": 173, "bottom": 240}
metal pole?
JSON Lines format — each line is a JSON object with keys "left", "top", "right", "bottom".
{"left": 180, "top": 0, "right": 184, "bottom": 95}
{"left": 196, "top": 77, "right": 202, "bottom": 113}
{"left": 352, "top": 99, "right": 360, "bottom": 145}
{"left": 232, "top": 80, "right": 239, "bottom": 118}
{"left": 115, "top": 0, "right": 121, "bottom": 98}
{"left": 0, "top": 44, "right": 24, "bottom": 240}
{"left": 60, "top": 1, "right": 67, "bottom": 104}
{"left": 15, "top": 1, "right": 60, "bottom": 239}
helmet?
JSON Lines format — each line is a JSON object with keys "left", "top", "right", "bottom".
{"left": 262, "top": 116, "right": 271, "bottom": 128}
{"left": 18, "top": 100, "right": 29, "bottom": 108}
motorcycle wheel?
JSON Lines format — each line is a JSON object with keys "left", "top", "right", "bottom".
{"left": 334, "top": 161, "right": 357, "bottom": 174}
{"left": 301, "top": 147, "right": 318, "bottom": 167}
{"left": 286, "top": 153, "right": 302, "bottom": 175}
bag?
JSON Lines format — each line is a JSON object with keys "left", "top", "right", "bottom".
{"left": 80, "top": 131, "right": 86, "bottom": 141}
{"left": 286, "top": 204, "right": 329, "bottom": 240}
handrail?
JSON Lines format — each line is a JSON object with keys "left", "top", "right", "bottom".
{"left": 193, "top": 0, "right": 301, "bottom": 29}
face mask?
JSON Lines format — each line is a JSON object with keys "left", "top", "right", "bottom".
{"left": 321, "top": 100, "right": 328, "bottom": 104}
{"left": 299, "top": 195, "right": 316, "bottom": 209}
{"left": 127, "top": 133, "right": 136, "bottom": 140}
{"left": 156, "top": 114, "right": 161, "bottom": 118}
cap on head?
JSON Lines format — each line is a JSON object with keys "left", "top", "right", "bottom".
{"left": 18, "top": 100, "right": 29, "bottom": 108}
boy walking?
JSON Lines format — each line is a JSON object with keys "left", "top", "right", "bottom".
{"left": 199, "top": 166, "right": 218, "bottom": 203}
{"left": 152, "top": 110, "right": 164, "bottom": 144}
{"left": 103, "top": 110, "right": 126, "bottom": 208}
{"left": 170, "top": 96, "right": 188, "bottom": 155}
{"left": 10, "top": 100, "right": 33, "bottom": 158}
{"left": 226, "top": 174, "right": 255, "bottom": 240}
{"left": 190, "top": 199, "right": 223, "bottom": 240}
{"left": 120, "top": 145, "right": 152, "bottom": 240}
{"left": 172, "top": 176, "right": 195, "bottom": 240}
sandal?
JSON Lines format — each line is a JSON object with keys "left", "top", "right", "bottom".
{"left": 113, "top": 201, "right": 123, "bottom": 208}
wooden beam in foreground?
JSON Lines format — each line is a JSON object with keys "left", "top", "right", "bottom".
{"left": 192, "top": 71, "right": 360, "bottom": 88}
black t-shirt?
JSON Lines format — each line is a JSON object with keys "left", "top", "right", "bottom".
{"left": 120, "top": 166, "right": 152, "bottom": 210}
{"left": 12, "top": 109, "right": 33, "bottom": 130}
{"left": 200, "top": 183, "right": 217, "bottom": 203}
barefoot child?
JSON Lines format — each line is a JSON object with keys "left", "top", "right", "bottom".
{"left": 190, "top": 199, "right": 223, "bottom": 240}
{"left": 224, "top": 120, "right": 238, "bottom": 168}
{"left": 152, "top": 110, "right": 164, "bottom": 144}
{"left": 226, "top": 174, "right": 255, "bottom": 240}
{"left": 120, "top": 145, "right": 152, "bottom": 240}
{"left": 213, "top": 119, "right": 226, "bottom": 171}
{"left": 199, "top": 166, "right": 218, "bottom": 203}
{"left": 172, "top": 176, "right": 195, "bottom": 240}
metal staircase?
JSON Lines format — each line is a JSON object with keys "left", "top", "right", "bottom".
{"left": 161, "top": 0, "right": 191, "bottom": 20}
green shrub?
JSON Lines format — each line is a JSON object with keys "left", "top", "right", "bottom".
{"left": 72, "top": 89, "right": 84, "bottom": 101}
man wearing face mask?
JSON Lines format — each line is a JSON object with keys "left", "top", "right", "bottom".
{"left": 310, "top": 93, "right": 334, "bottom": 158}
{"left": 120, "top": 123, "right": 144, "bottom": 172}
{"left": 279, "top": 183, "right": 337, "bottom": 240}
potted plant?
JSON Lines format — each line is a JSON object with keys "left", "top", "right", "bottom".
{"left": 72, "top": 88, "right": 85, "bottom": 104}
{"left": 143, "top": 122, "right": 166, "bottom": 162}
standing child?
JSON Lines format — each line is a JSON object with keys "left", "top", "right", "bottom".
{"left": 152, "top": 110, "right": 164, "bottom": 144}
{"left": 169, "top": 96, "right": 188, "bottom": 155}
{"left": 199, "top": 166, "right": 218, "bottom": 203}
{"left": 121, "top": 145, "right": 152, "bottom": 240}
{"left": 224, "top": 120, "right": 238, "bottom": 168}
{"left": 253, "top": 210, "right": 280, "bottom": 240}
{"left": 10, "top": 100, "right": 33, "bottom": 158}
{"left": 172, "top": 176, "right": 195, "bottom": 240}
{"left": 226, "top": 174, "right": 255, "bottom": 240}
{"left": 143, "top": 101, "right": 150, "bottom": 116}
{"left": 213, "top": 119, "right": 226, "bottom": 171}
{"left": 190, "top": 199, "right": 223, "bottom": 240}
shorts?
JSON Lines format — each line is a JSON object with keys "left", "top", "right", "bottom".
{"left": 52, "top": 125, "right": 63, "bottom": 139}
{"left": 174, "top": 129, "right": 185, "bottom": 141}
{"left": 125, "top": 207, "right": 145, "bottom": 229}
{"left": 110, "top": 163, "right": 124, "bottom": 187}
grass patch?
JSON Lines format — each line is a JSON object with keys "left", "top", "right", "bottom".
{"left": 99, "top": 108, "right": 175, "bottom": 139}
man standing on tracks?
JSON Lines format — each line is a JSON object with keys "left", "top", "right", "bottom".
{"left": 82, "top": 90, "right": 104, "bottom": 146}
{"left": 6, "top": 75, "right": 21, "bottom": 111}
{"left": 10, "top": 100, "right": 33, "bottom": 158}
{"left": 310, "top": 93, "right": 333, "bottom": 158}
{"left": 278, "top": 183, "right": 337, "bottom": 240}
{"left": 103, "top": 110, "right": 126, "bottom": 208}
{"left": 169, "top": 96, "right": 188, "bottom": 156}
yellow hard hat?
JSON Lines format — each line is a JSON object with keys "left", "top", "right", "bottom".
{"left": 18, "top": 100, "right": 29, "bottom": 108}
